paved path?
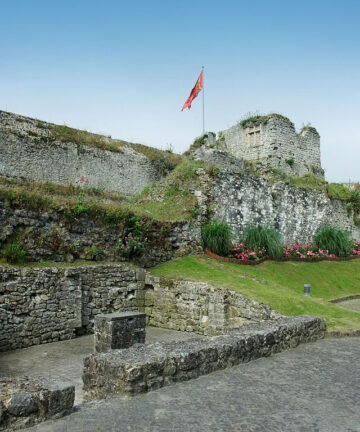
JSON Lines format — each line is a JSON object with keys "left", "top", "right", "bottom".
{"left": 337, "top": 298, "right": 360, "bottom": 312}
{"left": 0, "top": 328, "right": 203, "bottom": 405}
{"left": 25, "top": 337, "right": 360, "bottom": 432}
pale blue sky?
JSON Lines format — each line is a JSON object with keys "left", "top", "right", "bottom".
{"left": 1, "top": 0, "right": 359, "bottom": 181}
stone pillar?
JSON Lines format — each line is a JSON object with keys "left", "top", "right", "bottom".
{"left": 94, "top": 312, "right": 146, "bottom": 353}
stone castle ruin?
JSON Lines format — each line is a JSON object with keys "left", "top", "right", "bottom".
{"left": 219, "top": 114, "right": 324, "bottom": 178}
{"left": 0, "top": 109, "right": 357, "bottom": 428}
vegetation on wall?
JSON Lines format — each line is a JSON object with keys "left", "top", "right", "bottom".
{"left": 183, "top": 133, "right": 210, "bottom": 156}
{"left": 130, "top": 159, "right": 216, "bottom": 222}
{"left": 50, "top": 124, "right": 182, "bottom": 168}
{"left": 239, "top": 113, "right": 293, "bottom": 129}
{"left": 1, "top": 241, "right": 27, "bottom": 264}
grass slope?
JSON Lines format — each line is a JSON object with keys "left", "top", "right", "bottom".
{"left": 151, "top": 255, "right": 360, "bottom": 332}
{"left": 130, "top": 160, "right": 207, "bottom": 222}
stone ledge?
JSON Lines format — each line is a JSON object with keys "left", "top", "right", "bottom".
{"left": 83, "top": 315, "right": 326, "bottom": 400}
{"left": 0, "top": 376, "right": 74, "bottom": 431}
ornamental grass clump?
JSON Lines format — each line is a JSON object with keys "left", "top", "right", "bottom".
{"left": 201, "top": 221, "right": 232, "bottom": 257}
{"left": 314, "top": 226, "right": 353, "bottom": 257}
{"left": 244, "top": 225, "right": 283, "bottom": 260}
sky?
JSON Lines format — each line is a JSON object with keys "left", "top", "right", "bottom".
{"left": 1, "top": 0, "right": 359, "bottom": 182}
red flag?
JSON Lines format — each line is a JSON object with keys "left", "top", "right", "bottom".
{"left": 181, "top": 70, "right": 203, "bottom": 111}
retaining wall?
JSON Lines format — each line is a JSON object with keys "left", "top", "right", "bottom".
{"left": 212, "top": 165, "right": 360, "bottom": 243}
{"left": 0, "top": 265, "right": 280, "bottom": 352}
{"left": 145, "top": 275, "right": 281, "bottom": 336}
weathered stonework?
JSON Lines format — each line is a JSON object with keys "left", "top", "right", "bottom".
{"left": 0, "top": 264, "right": 280, "bottom": 352}
{"left": 0, "top": 264, "right": 145, "bottom": 352}
{"left": 94, "top": 312, "right": 146, "bottom": 353}
{"left": 0, "top": 111, "right": 169, "bottom": 196}
{"left": 0, "top": 201, "right": 202, "bottom": 266}
{"left": 220, "top": 114, "right": 323, "bottom": 177}
{"left": 212, "top": 167, "right": 360, "bottom": 243}
{"left": 82, "top": 315, "right": 326, "bottom": 400}
{"left": 145, "top": 276, "right": 281, "bottom": 336}
{"left": 0, "top": 376, "right": 74, "bottom": 431}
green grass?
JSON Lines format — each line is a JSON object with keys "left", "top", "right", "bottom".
{"left": 327, "top": 183, "right": 352, "bottom": 201}
{"left": 150, "top": 255, "right": 360, "bottom": 332}
{"left": 130, "top": 160, "right": 208, "bottom": 222}
{"left": 50, "top": 125, "right": 182, "bottom": 167}
{"left": 51, "top": 125, "right": 126, "bottom": 153}
{"left": 289, "top": 174, "right": 327, "bottom": 191}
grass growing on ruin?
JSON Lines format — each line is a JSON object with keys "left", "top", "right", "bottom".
{"left": 51, "top": 125, "right": 127, "bottom": 152}
{"left": 50, "top": 124, "right": 182, "bottom": 167}
{"left": 0, "top": 179, "right": 131, "bottom": 225}
{"left": 151, "top": 255, "right": 360, "bottom": 332}
{"left": 129, "top": 160, "right": 207, "bottom": 222}
{"left": 0, "top": 178, "right": 125, "bottom": 202}
{"left": 289, "top": 174, "right": 327, "bottom": 191}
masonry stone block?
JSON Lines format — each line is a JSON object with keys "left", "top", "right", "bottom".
{"left": 94, "top": 311, "right": 146, "bottom": 353}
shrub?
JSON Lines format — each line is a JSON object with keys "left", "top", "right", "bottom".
{"left": 243, "top": 225, "right": 283, "bottom": 260}
{"left": 119, "top": 233, "right": 146, "bottom": 258}
{"left": 2, "top": 242, "right": 27, "bottom": 264}
{"left": 314, "top": 226, "right": 353, "bottom": 257}
{"left": 201, "top": 221, "right": 232, "bottom": 256}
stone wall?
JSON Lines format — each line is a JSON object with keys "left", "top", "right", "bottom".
{"left": 0, "top": 264, "right": 144, "bottom": 351}
{"left": 212, "top": 168, "right": 360, "bottom": 243}
{"left": 0, "top": 264, "right": 281, "bottom": 351}
{"left": 145, "top": 276, "right": 281, "bottom": 336}
{"left": 0, "top": 111, "right": 168, "bottom": 196}
{"left": 0, "top": 200, "right": 202, "bottom": 267}
{"left": 220, "top": 114, "right": 323, "bottom": 177}
{"left": 83, "top": 315, "right": 326, "bottom": 399}
{"left": 0, "top": 376, "right": 74, "bottom": 431}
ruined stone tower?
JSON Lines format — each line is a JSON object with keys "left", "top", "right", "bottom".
{"left": 220, "top": 114, "right": 324, "bottom": 178}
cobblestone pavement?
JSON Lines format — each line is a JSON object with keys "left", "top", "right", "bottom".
{"left": 0, "top": 328, "right": 204, "bottom": 405}
{"left": 24, "top": 337, "right": 360, "bottom": 432}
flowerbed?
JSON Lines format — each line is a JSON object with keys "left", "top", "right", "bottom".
{"left": 207, "top": 241, "right": 360, "bottom": 265}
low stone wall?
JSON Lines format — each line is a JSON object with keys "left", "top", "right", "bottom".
{"left": 0, "top": 376, "right": 74, "bottom": 431}
{"left": 145, "top": 276, "right": 281, "bottom": 335}
{"left": 83, "top": 315, "right": 326, "bottom": 400}
{"left": 0, "top": 264, "right": 145, "bottom": 352}
{"left": 0, "top": 264, "right": 281, "bottom": 351}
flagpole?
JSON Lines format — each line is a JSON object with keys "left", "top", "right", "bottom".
{"left": 202, "top": 66, "right": 205, "bottom": 135}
